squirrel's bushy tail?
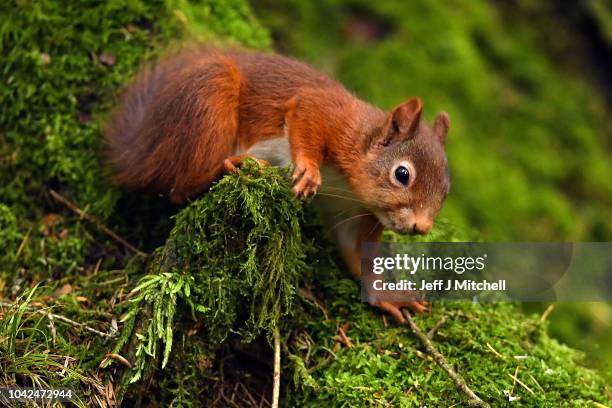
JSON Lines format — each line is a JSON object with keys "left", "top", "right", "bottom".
{"left": 104, "top": 64, "right": 167, "bottom": 169}
{"left": 103, "top": 49, "right": 241, "bottom": 202}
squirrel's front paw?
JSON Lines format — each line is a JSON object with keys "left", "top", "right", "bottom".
{"left": 292, "top": 161, "right": 321, "bottom": 198}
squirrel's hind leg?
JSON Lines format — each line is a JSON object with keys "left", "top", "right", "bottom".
{"left": 334, "top": 213, "right": 429, "bottom": 324}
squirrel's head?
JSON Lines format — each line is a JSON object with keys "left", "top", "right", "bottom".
{"left": 352, "top": 97, "right": 450, "bottom": 235}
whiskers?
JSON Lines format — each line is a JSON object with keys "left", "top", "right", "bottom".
{"left": 315, "top": 191, "right": 366, "bottom": 205}
{"left": 316, "top": 191, "right": 388, "bottom": 210}
{"left": 366, "top": 218, "right": 382, "bottom": 239}
{"left": 321, "top": 185, "right": 357, "bottom": 195}
{"left": 312, "top": 183, "right": 386, "bottom": 237}
{"left": 315, "top": 173, "right": 389, "bottom": 208}
{"left": 326, "top": 212, "right": 373, "bottom": 234}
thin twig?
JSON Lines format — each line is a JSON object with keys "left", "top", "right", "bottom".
{"left": 47, "top": 311, "right": 57, "bottom": 347}
{"left": 259, "top": 394, "right": 271, "bottom": 408}
{"left": 508, "top": 373, "right": 535, "bottom": 395}
{"left": 510, "top": 366, "right": 519, "bottom": 394}
{"left": 0, "top": 301, "right": 114, "bottom": 338}
{"left": 427, "top": 315, "right": 448, "bottom": 338}
{"left": 527, "top": 372, "right": 545, "bottom": 395}
{"left": 49, "top": 189, "right": 148, "bottom": 257}
{"left": 272, "top": 328, "right": 281, "bottom": 408}
{"left": 298, "top": 288, "right": 329, "bottom": 321}
{"left": 15, "top": 228, "right": 31, "bottom": 259}
{"left": 486, "top": 342, "right": 506, "bottom": 360}
{"left": 236, "top": 383, "right": 259, "bottom": 407}
{"left": 403, "top": 310, "right": 489, "bottom": 408}
{"left": 539, "top": 304, "right": 555, "bottom": 323}
{"left": 336, "top": 321, "right": 353, "bottom": 348}
{"left": 220, "top": 393, "right": 241, "bottom": 408}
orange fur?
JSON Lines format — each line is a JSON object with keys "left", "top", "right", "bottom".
{"left": 104, "top": 47, "right": 451, "bottom": 322}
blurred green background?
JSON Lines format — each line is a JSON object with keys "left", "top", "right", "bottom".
{"left": 250, "top": 0, "right": 612, "bottom": 381}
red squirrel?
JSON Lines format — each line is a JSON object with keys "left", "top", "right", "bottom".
{"left": 104, "top": 47, "right": 451, "bottom": 324}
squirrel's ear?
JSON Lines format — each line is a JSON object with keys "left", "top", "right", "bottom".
{"left": 390, "top": 97, "right": 422, "bottom": 140}
{"left": 433, "top": 111, "right": 450, "bottom": 144}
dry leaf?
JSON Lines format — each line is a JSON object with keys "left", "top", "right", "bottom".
{"left": 51, "top": 283, "right": 73, "bottom": 299}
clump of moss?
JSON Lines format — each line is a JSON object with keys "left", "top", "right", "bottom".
{"left": 167, "top": 160, "right": 309, "bottom": 343}
{"left": 287, "top": 266, "right": 612, "bottom": 406}
{"left": 111, "top": 161, "right": 310, "bottom": 402}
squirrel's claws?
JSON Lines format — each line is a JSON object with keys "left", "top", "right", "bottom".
{"left": 292, "top": 161, "right": 321, "bottom": 199}
{"left": 292, "top": 172, "right": 321, "bottom": 198}
{"left": 292, "top": 167, "right": 306, "bottom": 182}
{"left": 375, "top": 300, "right": 429, "bottom": 324}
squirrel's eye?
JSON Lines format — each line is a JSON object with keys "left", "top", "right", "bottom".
{"left": 394, "top": 166, "right": 410, "bottom": 186}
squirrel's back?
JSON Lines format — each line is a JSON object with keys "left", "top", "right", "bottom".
{"left": 104, "top": 47, "right": 342, "bottom": 202}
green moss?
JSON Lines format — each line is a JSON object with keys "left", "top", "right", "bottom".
{"left": 0, "top": 204, "right": 21, "bottom": 268}
{"left": 0, "top": 0, "right": 276, "bottom": 405}
{"left": 1, "top": 0, "right": 611, "bottom": 406}
{"left": 288, "top": 267, "right": 612, "bottom": 405}
{"left": 113, "top": 162, "right": 309, "bottom": 389}
{"left": 170, "top": 0, "right": 270, "bottom": 47}
{"left": 0, "top": 0, "right": 269, "bottom": 220}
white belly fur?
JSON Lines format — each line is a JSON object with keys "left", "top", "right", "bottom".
{"left": 240, "top": 134, "right": 293, "bottom": 169}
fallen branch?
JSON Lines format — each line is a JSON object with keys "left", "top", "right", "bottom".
{"left": 49, "top": 189, "right": 148, "bottom": 257}
{"left": 272, "top": 328, "right": 281, "bottom": 408}
{"left": 0, "top": 301, "right": 114, "bottom": 339}
{"left": 403, "top": 310, "right": 489, "bottom": 408}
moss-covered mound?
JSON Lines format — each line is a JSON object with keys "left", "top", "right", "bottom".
{"left": 289, "top": 279, "right": 610, "bottom": 406}
{"left": 108, "top": 161, "right": 308, "bottom": 389}
{"left": 1, "top": 0, "right": 610, "bottom": 407}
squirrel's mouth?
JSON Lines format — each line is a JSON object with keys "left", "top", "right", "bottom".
{"left": 374, "top": 208, "right": 433, "bottom": 236}
{"left": 371, "top": 209, "right": 407, "bottom": 234}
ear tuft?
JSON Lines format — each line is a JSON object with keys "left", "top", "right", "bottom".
{"left": 370, "top": 97, "right": 424, "bottom": 149}
{"left": 433, "top": 111, "right": 450, "bottom": 144}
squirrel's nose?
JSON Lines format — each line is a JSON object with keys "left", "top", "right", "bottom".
{"left": 414, "top": 220, "right": 433, "bottom": 235}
